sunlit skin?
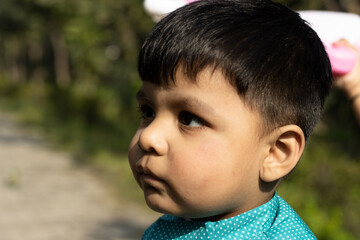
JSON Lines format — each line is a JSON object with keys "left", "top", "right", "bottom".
{"left": 128, "top": 68, "right": 278, "bottom": 221}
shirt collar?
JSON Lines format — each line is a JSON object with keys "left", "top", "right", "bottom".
{"left": 159, "top": 192, "right": 279, "bottom": 236}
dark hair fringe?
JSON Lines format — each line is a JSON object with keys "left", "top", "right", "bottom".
{"left": 138, "top": 0, "right": 333, "bottom": 139}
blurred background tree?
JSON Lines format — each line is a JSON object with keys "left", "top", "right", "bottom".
{"left": 0, "top": 0, "right": 154, "bottom": 154}
{"left": 0, "top": 0, "right": 359, "bottom": 239}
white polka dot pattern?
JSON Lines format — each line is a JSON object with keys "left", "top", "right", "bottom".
{"left": 142, "top": 193, "right": 316, "bottom": 239}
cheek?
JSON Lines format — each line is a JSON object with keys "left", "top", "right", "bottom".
{"left": 128, "top": 132, "right": 141, "bottom": 172}
{"left": 173, "top": 139, "right": 227, "bottom": 184}
{"left": 168, "top": 139, "right": 239, "bottom": 210}
{"left": 177, "top": 137, "right": 256, "bottom": 186}
{"left": 198, "top": 140, "right": 222, "bottom": 158}
{"left": 195, "top": 140, "right": 225, "bottom": 168}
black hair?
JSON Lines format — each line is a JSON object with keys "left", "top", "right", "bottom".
{"left": 138, "top": 0, "right": 333, "bottom": 139}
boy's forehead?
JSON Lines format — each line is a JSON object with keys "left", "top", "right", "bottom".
{"left": 138, "top": 81, "right": 217, "bottom": 114}
{"left": 139, "top": 67, "right": 226, "bottom": 97}
{"left": 138, "top": 69, "right": 256, "bottom": 112}
{"left": 156, "top": 66, "right": 232, "bottom": 87}
{"left": 138, "top": 68, "right": 249, "bottom": 112}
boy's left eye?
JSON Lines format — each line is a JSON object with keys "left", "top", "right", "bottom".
{"left": 179, "top": 111, "right": 204, "bottom": 127}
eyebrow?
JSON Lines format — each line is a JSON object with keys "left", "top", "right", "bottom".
{"left": 136, "top": 90, "right": 147, "bottom": 101}
{"left": 172, "top": 96, "right": 215, "bottom": 115}
{"left": 136, "top": 89, "right": 215, "bottom": 115}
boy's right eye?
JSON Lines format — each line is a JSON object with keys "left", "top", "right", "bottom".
{"left": 138, "top": 105, "right": 155, "bottom": 120}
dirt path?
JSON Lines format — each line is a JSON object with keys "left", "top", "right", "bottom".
{"left": 0, "top": 114, "right": 157, "bottom": 240}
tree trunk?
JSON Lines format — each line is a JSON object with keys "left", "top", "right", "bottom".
{"left": 4, "top": 40, "right": 26, "bottom": 83}
{"left": 49, "top": 30, "right": 71, "bottom": 87}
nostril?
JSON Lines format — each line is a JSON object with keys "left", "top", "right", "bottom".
{"left": 138, "top": 139, "right": 157, "bottom": 154}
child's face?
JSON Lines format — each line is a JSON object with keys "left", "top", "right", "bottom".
{"left": 128, "top": 68, "right": 272, "bottom": 220}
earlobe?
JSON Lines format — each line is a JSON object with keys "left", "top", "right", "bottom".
{"left": 260, "top": 125, "right": 305, "bottom": 182}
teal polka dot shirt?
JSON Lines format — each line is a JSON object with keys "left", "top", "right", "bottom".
{"left": 142, "top": 193, "right": 316, "bottom": 239}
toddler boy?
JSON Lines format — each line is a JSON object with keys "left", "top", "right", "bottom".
{"left": 128, "top": 0, "right": 332, "bottom": 239}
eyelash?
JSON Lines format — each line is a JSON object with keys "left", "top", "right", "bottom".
{"left": 138, "top": 105, "right": 155, "bottom": 120}
{"left": 178, "top": 111, "right": 205, "bottom": 128}
{"left": 137, "top": 104, "right": 207, "bottom": 129}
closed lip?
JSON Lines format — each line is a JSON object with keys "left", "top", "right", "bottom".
{"left": 139, "top": 170, "right": 164, "bottom": 187}
{"left": 141, "top": 173, "right": 162, "bottom": 183}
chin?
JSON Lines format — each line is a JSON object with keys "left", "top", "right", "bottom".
{"left": 145, "top": 198, "right": 190, "bottom": 217}
{"left": 144, "top": 193, "right": 171, "bottom": 215}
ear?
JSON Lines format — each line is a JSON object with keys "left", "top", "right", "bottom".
{"left": 260, "top": 125, "right": 305, "bottom": 182}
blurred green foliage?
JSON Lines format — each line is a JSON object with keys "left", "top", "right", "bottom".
{"left": 0, "top": 0, "right": 153, "bottom": 154}
{"left": 0, "top": 0, "right": 359, "bottom": 239}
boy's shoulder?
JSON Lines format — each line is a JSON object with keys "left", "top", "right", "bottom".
{"left": 142, "top": 193, "right": 317, "bottom": 240}
{"left": 266, "top": 194, "right": 317, "bottom": 239}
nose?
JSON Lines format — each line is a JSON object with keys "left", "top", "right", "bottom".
{"left": 138, "top": 118, "right": 169, "bottom": 156}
